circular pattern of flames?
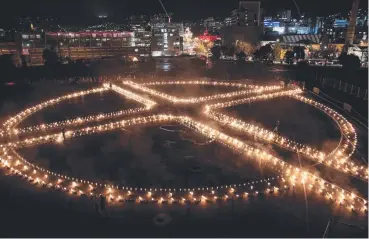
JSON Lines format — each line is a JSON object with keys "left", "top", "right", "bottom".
{"left": 0, "top": 79, "right": 367, "bottom": 213}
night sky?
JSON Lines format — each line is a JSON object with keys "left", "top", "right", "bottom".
{"left": 1, "top": 0, "right": 368, "bottom": 26}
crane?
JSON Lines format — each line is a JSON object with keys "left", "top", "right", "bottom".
{"left": 158, "top": 0, "right": 171, "bottom": 23}
{"left": 292, "top": 0, "right": 302, "bottom": 19}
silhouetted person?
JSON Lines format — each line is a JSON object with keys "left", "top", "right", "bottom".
{"left": 99, "top": 195, "right": 108, "bottom": 217}
{"left": 62, "top": 128, "right": 66, "bottom": 140}
{"left": 109, "top": 82, "right": 112, "bottom": 88}
{"left": 273, "top": 120, "right": 280, "bottom": 133}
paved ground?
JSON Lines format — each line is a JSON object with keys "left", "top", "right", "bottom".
{"left": 0, "top": 60, "right": 367, "bottom": 238}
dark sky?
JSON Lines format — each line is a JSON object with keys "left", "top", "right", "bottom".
{"left": 1, "top": 0, "right": 367, "bottom": 26}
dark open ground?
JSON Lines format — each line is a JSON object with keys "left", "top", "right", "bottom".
{"left": 19, "top": 91, "right": 140, "bottom": 128}
{"left": 0, "top": 170, "right": 367, "bottom": 238}
{"left": 0, "top": 59, "right": 367, "bottom": 238}
{"left": 19, "top": 124, "right": 277, "bottom": 189}
{"left": 223, "top": 96, "right": 341, "bottom": 151}
{"left": 217, "top": 95, "right": 368, "bottom": 199}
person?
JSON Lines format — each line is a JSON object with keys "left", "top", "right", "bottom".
{"left": 273, "top": 120, "right": 280, "bottom": 133}
{"left": 62, "top": 127, "right": 66, "bottom": 140}
{"left": 100, "top": 195, "right": 108, "bottom": 218}
{"left": 109, "top": 82, "right": 112, "bottom": 88}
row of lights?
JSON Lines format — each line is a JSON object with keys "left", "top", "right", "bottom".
{"left": 178, "top": 116, "right": 367, "bottom": 211}
{"left": 123, "top": 81, "right": 282, "bottom": 104}
{"left": 105, "top": 83, "right": 157, "bottom": 109}
{"left": 2, "top": 83, "right": 157, "bottom": 137}
{"left": 142, "top": 80, "right": 263, "bottom": 89}
{"left": 12, "top": 108, "right": 148, "bottom": 137}
{"left": 2, "top": 113, "right": 366, "bottom": 212}
{"left": 203, "top": 90, "right": 367, "bottom": 180}
{"left": 1, "top": 155, "right": 365, "bottom": 212}
{"left": 0, "top": 115, "right": 367, "bottom": 212}
{"left": 204, "top": 89, "right": 303, "bottom": 111}
{"left": 2, "top": 149, "right": 285, "bottom": 200}
{"left": 2, "top": 115, "right": 174, "bottom": 149}
{"left": 0, "top": 87, "right": 108, "bottom": 137}
{"left": 0, "top": 80, "right": 366, "bottom": 213}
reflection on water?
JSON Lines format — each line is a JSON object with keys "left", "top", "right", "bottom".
{"left": 156, "top": 58, "right": 172, "bottom": 72}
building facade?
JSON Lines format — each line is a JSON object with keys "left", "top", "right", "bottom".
{"left": 231, "top": 1, "right": 262, "bottom": 27}
{"left": 224, "top": 17, "right": 232, "bottom": 27}
{"left": 151, "top": 22, "right": 184, "bottom": 57}
{"left": 277, "top": 10, "right": 291, "bottom": 22}
{"left": 19, "top": 31, "right": 151, "bottom": 65}
{"left": 129, "top": 15, "right": 152, "bottom": 49}
{"left": 203, "top": 17, "right": 224, "bottom": 33}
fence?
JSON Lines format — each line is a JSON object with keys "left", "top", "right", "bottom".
{"left": 308, "top": 88, "right": 368, "bottom": 129}
{"left": 319, "top": 77, "right": 368, "bottom": 101}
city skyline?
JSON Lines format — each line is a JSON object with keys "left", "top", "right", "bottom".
{"left": 0, "top": 0, "right": 368, "bottom": 28}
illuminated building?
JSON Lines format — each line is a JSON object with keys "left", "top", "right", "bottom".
{"left": 231, "top": 1, "right": 262, "bottom": 26}
{"left": 0, "top": 42, "right": 20, "bottom": 66}
{"left": 151, "top": 22, "right": 184, "bottom": 57}
{"left": 277, "top": 10, "right": 292, "bottom": 22}
{"left": 19, "top": 31, "right": 150, "bottom": 65}
{"left": 223, "top": 1, "right": 263, "bottom": 47}
{"left": 129, "top": 15, "right": 152, "bottom": 49}
{"left": 224, "top": 17, "right": 232, "bottom": 27}
{"left": 203, "top": 17, "right": 224, "bottom": 33}
{"left": 263, "top": 20, "right": 281, "bottom": 29}
{"left": 356, "top": 9, "right": 368, "bottom": 27}
{"left": 347, "top": 45, "right": 368, "bottom": 63}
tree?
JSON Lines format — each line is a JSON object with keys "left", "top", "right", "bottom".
{"left": 273, "top": 42, "right": 282, "bottom": 61}
{"left": 338, "top": 52, "right": 361, "bottom": 83}
{"left": 210, "top": 46, "right": 221, "bottom": 59}
{"left": 235, "top": 41, "right": 255, "bottom": 56}
{"left": 293, "top": 46, "right": 305, "bottom": 60}
{"left": 194, "top": 42, "right": 207, "bottom": 56}
{"left": 339, "top": 53, "right": 361, "bottom": 70}
{"left": 236, "top": 51, "right": 246, "bottom": 61}
{"left": 224, "top": 46, "right": 236, "bottom": 57}
{"left": 0, "top": 54, "right": 17, "bottom": 82}
{"left": 285, "top": 51, "right": 294, "bottom": 65}
{"left": 321, "top": 47, "right": 336, "bottom": 60}
{"left": 42, "top": 46, "right": 59, "bottom": 66}
{"left": 254, "top": 44, "right": 273, "bottom": 60}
